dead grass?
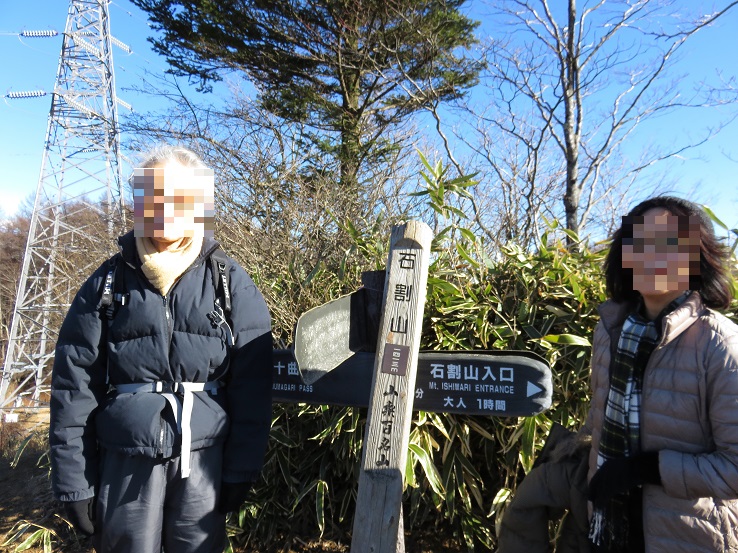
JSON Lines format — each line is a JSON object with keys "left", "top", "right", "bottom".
{"left": 0, "top": 409, "right": 464, "bottom": 553}
{"left": 0, "top": 408, "right": 90, "bottom": 553}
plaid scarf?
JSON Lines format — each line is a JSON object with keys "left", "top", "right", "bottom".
{"left": 589, "top": 292, "right": 690, "bottom": 552}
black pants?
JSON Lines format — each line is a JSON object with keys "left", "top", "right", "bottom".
{"left": 94, "top": 445, "right": 226, "bottom": 553}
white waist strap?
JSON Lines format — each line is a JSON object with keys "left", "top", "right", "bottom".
{"left": 114, "top": 381, "right": 221, "bottom": 478}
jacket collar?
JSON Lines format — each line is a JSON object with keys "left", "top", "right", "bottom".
{"left": 117, "top": 230, "right": 221, "bottom": 269}
{"left": 598, "top": 292, "right": 706, "bottom": 347}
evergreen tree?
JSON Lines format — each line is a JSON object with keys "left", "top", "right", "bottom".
{"left": 132, "top": 0, "right": 482, "bottom": 191}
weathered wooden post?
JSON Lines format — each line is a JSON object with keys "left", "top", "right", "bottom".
{"left": 350, "top": 220, "right": 432, "bottom": 553}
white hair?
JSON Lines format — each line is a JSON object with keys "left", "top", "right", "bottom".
{"left": 138, "top": 144, "right": 208, "bottom": 170}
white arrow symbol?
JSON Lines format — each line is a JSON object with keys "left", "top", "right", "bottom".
{"left": 527, "top": 381, "right": 543, "bottom": 397}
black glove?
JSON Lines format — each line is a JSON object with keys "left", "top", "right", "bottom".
{"left": 64, "top": 497, "right": 96, "bottom": 536}
{"left": 218, "top": 481, "right": 253, "bottom": 514}
{"left": 588, "top": 452, "right": 660, "bottom": 507}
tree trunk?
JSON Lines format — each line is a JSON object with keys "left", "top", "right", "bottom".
{"left": 562, "top": 0, "right": 581, "bottom": 247}
{"left": 340, "top": 40, "right": 361, "bottom": 196}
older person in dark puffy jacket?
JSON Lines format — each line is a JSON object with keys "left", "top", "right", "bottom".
{"left": 50, "top": 145, "right": 273, "bottom": 553}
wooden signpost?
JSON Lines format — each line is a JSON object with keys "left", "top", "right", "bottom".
{"left": 349, "top": 221, "right": 432, "bottom": 553}
{"left": 271, "top": 220, "right": 553, "bottom": 552}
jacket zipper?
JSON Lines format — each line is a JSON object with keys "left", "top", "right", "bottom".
{"left": 119, "top": 245, "right": 217, "bottom": 456}
{"left": 159, "top": 294, "right": 173, "bottom": 456}
{"left": 163, "top": 295, "right": 173, "bottom": 338}
{"left": 158, "top": 423, "right": 166, "bottom": 457}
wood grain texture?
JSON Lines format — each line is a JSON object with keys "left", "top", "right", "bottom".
{"left": 351, "top": 221, "right": 432, "bottom": 553}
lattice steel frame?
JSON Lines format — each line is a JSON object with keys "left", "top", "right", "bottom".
{"left": 0, "top": 0, "right": 126, "bottom": 407}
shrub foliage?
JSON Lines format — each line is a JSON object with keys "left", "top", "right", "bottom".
{"left": 230, "top": 162, "right": 623, "bottom": 552}
{"left": 230, "top": 159, "right": 737, "bottom": 551}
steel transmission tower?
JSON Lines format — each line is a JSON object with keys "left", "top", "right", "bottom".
{"left": 0, "top": 0, "right": 128, "bottom": 407}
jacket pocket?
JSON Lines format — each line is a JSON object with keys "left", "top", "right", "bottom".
{"left": 188, "top": 390, "right": 229, "bottom": 451}
{"left": 95, "top": 392, "right": 176, "bottom": 458}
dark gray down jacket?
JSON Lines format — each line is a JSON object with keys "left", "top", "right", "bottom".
{"left": 496, "top": 425, "right": 591, "bottom": 553}
{"left": 50, "top": 231, "right": 273, "bottom": 502}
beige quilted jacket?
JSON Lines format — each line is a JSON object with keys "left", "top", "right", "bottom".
{"left": 584, "top": 292, "right": 738, "bottom": 552}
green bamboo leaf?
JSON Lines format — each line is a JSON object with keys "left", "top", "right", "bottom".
{"left": 408, "top": 443, "right": 445, "bottom": 495}
{"left": 488, "top": 487, "right": 511, "bottom": 517}
{"left": 269, "top": 429, "right": 298, "bottom": 448}
{"left": 10, "top": 433, "right": 34, "bottom": 469}
{"left": 544, "top": 304, "right": 568, "bottom": 317}
{"left": 458, "top": 227, "right": 477, "bottom": 243}
{"left": 292, "top": 480, "right": 319, "bottom": 512}
{"left": 343, "top": 216, "right": 358, "bottom": 237}
{"left": 276, "top": 451, "right": 296, "bottom": 489}
{"left": 417, "top": 149, "right": 433, "bottom": 173}
{"left": 561, "top": 227, "right": 582, "bottom": 244}
{"left": 456, "top": 466, "right": 472, "bottom": 511}
{"left": 446, "top": 173, "right": 479, "bottom": 187}
{"left": 702, "top": 204, "right": 728, "bottom": 230}
{"left": 542, "top": 333, "right": 591, "bottom": 346}
{"left": 569, "top": 275, "right": 582, "bottom": 299}
{"left": 426, "top": 411, "right": 452, "bottom": 440}
{"left": 491, "top": 487, "right": 513, "bottom": 539}
{"left": 1, "top": 522, "right": 29, "bottom": 547}
{"left": 466, "top": 418, "right": 495, "bottom": 441}
{"left": 302, "top": 262, "right": 323, "bottom": 287}
{"left": 520, "top": 417, "right": 536, "bottom": 473}
{"left": 464, "top": 474, "right": 485, "bottom": 510}
{"left": 455, "top": 242, "right": 479, "bottom": 267}
{"left": 446, "top": 205, "right": 467, "bottom": 218}
{"left": 454, "top": 449, "right": 483, "bottom": 483}
{"left": 405, "top": 447, "right": 418, "bottom": 488}
{"left": 226, "top": 522, "right": 244, "bottom": 537}
{"left": 15, "top": 528, "right": 44, "bottom": 552}
{"left": 428, "top": 278, "right": 461, "bottom": 295}
{"left": 316, "top": 480, "right": 327, "bottom": 536}
{"left": 420, "top": 171, "right": 435, "bottom": 187}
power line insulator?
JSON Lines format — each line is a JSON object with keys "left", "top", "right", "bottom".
{"left": 5, "top": 90, "right": 48, "bottom": 99}
{"left": 111, "top": 36, "right": 131, "bottom": 54}
{"left": 20, "top": 30, "right": 59, "bottom": 38}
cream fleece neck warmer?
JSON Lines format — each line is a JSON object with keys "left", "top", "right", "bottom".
{"left": 135, "top": 236, "right": 203, "bottom": 296}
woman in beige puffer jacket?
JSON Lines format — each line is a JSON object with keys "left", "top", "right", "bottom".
{"left": 584, "top": 196, "right": 738, "bottom": 553}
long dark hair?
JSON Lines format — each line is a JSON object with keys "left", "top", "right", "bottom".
{"left": 604, "top": 196, "right": 734, "bottom": 309}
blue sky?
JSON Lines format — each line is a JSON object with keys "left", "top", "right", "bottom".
{"left": 0, "top": 1, "right": 175, "bottom": 216}
{"left": 1, "top": 1, "right": 737, "bottom": 236}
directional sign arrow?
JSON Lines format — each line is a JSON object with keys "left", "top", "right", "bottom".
{"left": 272, "top": 349, "right": 552, "bottom": 417}
{"left": 527, "top": 380, "right": 543, "bottom": 397}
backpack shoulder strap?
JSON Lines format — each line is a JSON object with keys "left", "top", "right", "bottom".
{"left": 99, "top": 253, "right": 122, "bottom": 318}
{"left": 209, "top": 247, "right": 231, "bottom": 314}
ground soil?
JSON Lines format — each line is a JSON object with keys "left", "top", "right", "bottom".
{"left": 0, "top": 410, "right": 465, "bottom": 553}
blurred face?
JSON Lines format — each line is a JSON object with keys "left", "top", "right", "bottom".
{"left": 132, "top": 160, "right": 215, "bottom": 241}
{"left": 621, "top": 207, "right": 701, "bottom": 299}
